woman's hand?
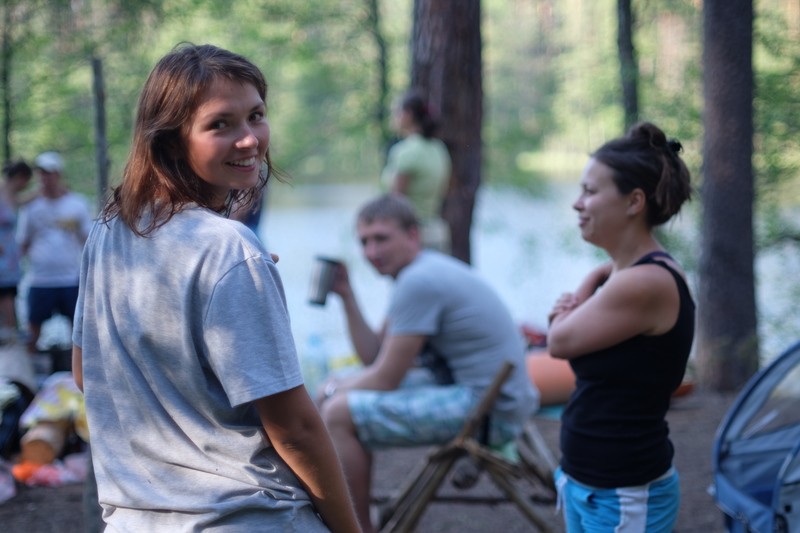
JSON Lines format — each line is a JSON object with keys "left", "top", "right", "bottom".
{"left": 548, "top": 292, "right": 579, "bottom": 325}
{"left": 548, "top": 263, "right": 612, "bottom": 333}
{"left": 574, "top": 262, "right": 612, "bottom": 303}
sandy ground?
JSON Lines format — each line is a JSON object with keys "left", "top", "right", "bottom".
{"left": 0, "top": 389, "right": 737, "bottom": 532}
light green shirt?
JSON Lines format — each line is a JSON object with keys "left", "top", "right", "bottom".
{"left": 381, "top": 134, "right": 451, "bottom": 223}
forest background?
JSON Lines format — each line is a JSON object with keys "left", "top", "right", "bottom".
{"left": 2, "top": 0, "right": 799, "bottom": 387}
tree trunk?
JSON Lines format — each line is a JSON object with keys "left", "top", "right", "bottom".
{"left": 1, "top": 5, "right": 13, "bottom": 163}
{"left": 617, "top": 0, "right": 638, "bottom": 131}
{"left": 410, "top": 0, "right": 482, "bottom": 264}
{"left": 696, "top": 0, "right": 758, "bottom": 391}
{"left": 365, "top": 0, "right": 391, "bottom": 147}
{"left": 92, "top": 56, "right": 109, "bottom": 211}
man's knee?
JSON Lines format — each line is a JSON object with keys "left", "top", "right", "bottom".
{"left": 320, "top": 394, "right": 355, "bottom": 435}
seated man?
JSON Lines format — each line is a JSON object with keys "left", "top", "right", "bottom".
{"left": 319, "top": 194, "right": 538, "bottom": 532}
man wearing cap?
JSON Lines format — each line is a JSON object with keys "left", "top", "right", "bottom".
{"left": 16, "top": 151, "right": 92, "bottom": 355}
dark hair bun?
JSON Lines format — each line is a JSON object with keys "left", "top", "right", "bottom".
{"left": 593, "top": 121, "right": 692, "bottom": 226}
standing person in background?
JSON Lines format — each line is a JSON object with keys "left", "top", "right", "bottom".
{"left": 16, "top": 152, "right": 92, "bottom": 355}
{"left": 71, "top": 43, "right": 359, "bottom": 532}
{"left": 382, "top": 91, "right": 452, "bottom": 253}
{"left": 0, "top": 161, "right": 33, "bottom": 343}
{"left": 547, "top": 122, "right": 694, "bottom": 533}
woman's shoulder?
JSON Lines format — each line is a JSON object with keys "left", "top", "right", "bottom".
{"left": 594, "top": 263, "right": 683, "bottom": 331}
{"left": 632, "top": 255, "right": 689, "bottom": 291}
{"left": 585, "top": 266, "right": 672, "bottom": 316}
{"left": 613, "top": 261, "right": 680, "bottom": 293}
{"left": 167, "top": 208, "right": 267, "bottom": 258}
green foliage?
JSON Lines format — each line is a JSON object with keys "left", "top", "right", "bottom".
{"left": 482, "top": 0, "right": 559, "bottom": 192}
{"left": 1, "top": 0, "right": 799, "bottom": 216}
{"left": 148, "top": 0, "right": 406, "bottom": 185}
{"left": 754, "top": 7, "right": 800, "bottom": 207}
{"left": 1, "top": 0, "right": 164, "bottom": 197}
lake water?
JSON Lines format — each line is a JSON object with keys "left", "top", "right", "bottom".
{"left": 39, "top": 181, "right": 796, "bottom": 369}
{"left": 262, "top": 181, "right": 797, "bottom": 367}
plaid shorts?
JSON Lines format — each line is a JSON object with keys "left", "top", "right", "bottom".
{"left": 347, "top": 369, "right": 520, "bottom": 450}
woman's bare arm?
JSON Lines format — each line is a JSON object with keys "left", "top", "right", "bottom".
{"left": 548, "top": 265, "right": 679, "bottom": 359}
{"left": 330, "top": 263, "right": 382, "bottom": 365}
{"left": 72, "top": 344, "right": 83, "bottom": 392}
{"left": 255, "top": 387, "right": 361, "bottom": 533}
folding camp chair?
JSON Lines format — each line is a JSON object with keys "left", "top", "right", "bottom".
{"left": 375, "top": 361, "right": 559, "bottom": 532}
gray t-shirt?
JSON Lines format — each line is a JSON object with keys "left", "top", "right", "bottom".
{"left": 73, "top": 207, "right": 327, "bottom": 532}
{"left": 388, "top": 250, "right": 539, "bottom": 424}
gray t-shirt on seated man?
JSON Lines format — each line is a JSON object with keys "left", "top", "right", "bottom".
{"left": 389, "top": 249, "right": 538, "bottom": 427}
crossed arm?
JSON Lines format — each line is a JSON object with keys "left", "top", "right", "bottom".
{"left": 547, "top": 262, "right": 680, "bottom": 360}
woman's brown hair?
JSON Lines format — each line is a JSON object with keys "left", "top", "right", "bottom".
{"left": 593, "top": 122, "right": 692, "bottom": 227}
{"left": 103, "top": 43, "right": 272, "bottom": 236}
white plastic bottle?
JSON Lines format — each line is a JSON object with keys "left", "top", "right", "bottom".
{"left": 300, "top": 334, "right": 329, "bottom": 398}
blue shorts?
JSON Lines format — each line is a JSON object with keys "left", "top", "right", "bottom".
{"left": 27, "top": 286, "right": 79, "bottom": 326}
{"left": 347, "top": 369, "right": 521, "bottom": 450}
{"left": 555, "top": 466, "right": 680, "bottom": 533}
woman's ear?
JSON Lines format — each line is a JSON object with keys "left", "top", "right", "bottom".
{"left": 626, "top": 188, "right": 646, "bottom": 217}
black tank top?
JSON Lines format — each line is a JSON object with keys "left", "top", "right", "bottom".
{"left": 559, "top": 251, "right": 695, "bottom": 488}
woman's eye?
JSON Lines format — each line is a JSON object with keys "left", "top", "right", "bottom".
{"left": 250, "top": 111, "right": 265, "bottom": 122}
{"left": 211, "top": 120, "right": 227, "bottom": 130}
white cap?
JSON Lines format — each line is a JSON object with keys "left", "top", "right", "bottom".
{"left": 34, "top": 151, "right": 64, "bottom": 173}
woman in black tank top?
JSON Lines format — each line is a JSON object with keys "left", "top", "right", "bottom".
{"left": 547, "top": 122, "right": 694, "bottom": 533}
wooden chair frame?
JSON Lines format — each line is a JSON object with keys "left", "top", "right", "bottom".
{"left": 375, "top": 361, "right": 559, "bottom": 532}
